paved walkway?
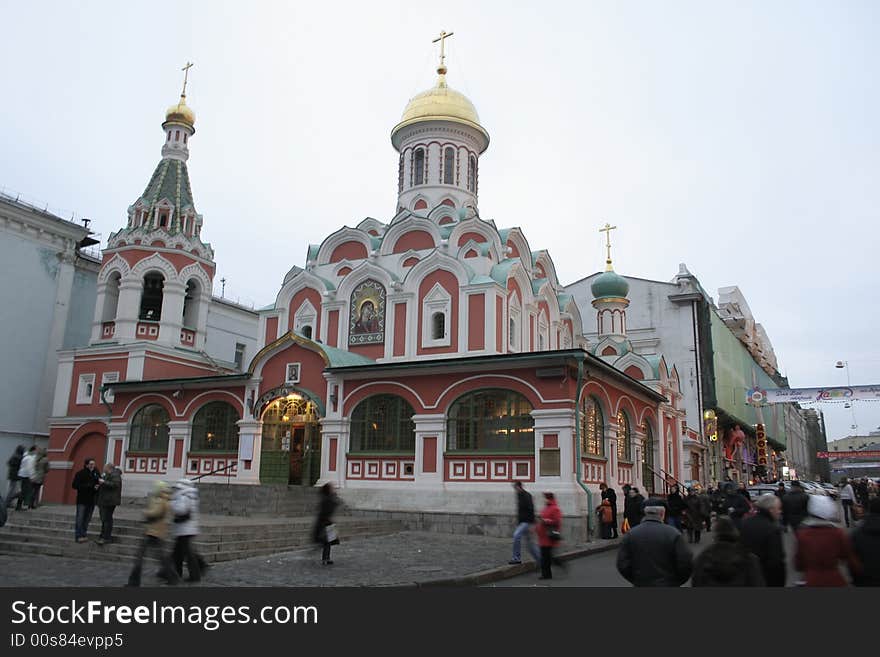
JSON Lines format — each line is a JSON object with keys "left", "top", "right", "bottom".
{"left": 0, "top": 532, "right": 618, "bottom": 587}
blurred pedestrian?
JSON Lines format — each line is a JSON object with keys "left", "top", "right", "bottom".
{"left": 624, "top": 486, "right": 645, "bottom": 529}
{"left": 685, "top": 487, "right": 709, "bottom": 544}
{"left": 5, "top": 446, "right": 25, "bottom": 509}
{"left": 782, "top": 481, "right": 809, "bottom": 532}
{"left": 691, "top": 516, "right": 764, "bottom": 587}
{"left": 313, "top": 483, "right": 340, "bottom": 565}
{"left": 723, "top": 481, "right": 751, "bottom": 530}
{"left": 737, "top": 481, "right": 752, "bottom": 502}
{"left": 536, "top": 492, "right": 565, "bottom": 579}
{"left": 666, "top": 484, "right": 686, "bottom": 531}
{"left": 127, "top": 481, "right": 178, "bottom": 586}
{"left": 71, "top": 458, "right": 100, "bottom": 542}
{"left": 171, "top": 479, "right": 203, "bottom": 582}
{"left": 597, "top": 498, "right": 614, "bottom": 539}
{"left": 775, "top": 482, "right": 786, "bottom": 500}
{"left": 740, "top": 494, "right": 786, "bottom": 587}
{"left": 29, "top": 448, "right": 49, "bottom": 509}
{"left": 839, "top": 477, "right": 856, "bottom": 528}
{"left": 599, "top": 483, "right": 618, "bottom": 538}
{"left": 96, "top": 463, "right": 122, "bottom": 544}
{"left": 616, "top": 499, "right": 693, "bottom": 587}
{"left": 16, "top": 446, "right": 37, "bottom": 511}
{"left": 508, "top": 481, "right": 540, "bottom": 566}
{"left": 794, "top": 495, "right": 860, "bottom": 587}
{"left": 850, "top": 497, "right": 880, "bottom": 587}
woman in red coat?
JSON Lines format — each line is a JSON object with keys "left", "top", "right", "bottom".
{"left": 795, "top": 496, "right": 861, "bottom": 586}
{"left": 536, "top": 492, "right": 564, "bottom": 580}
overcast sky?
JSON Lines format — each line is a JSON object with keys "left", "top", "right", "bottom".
{"left": 1, "top": 0, "right": 878, "bottom": 443}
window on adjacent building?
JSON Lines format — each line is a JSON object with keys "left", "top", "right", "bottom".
{"left": 349, "top": 394, "right": 416, "bottom": 452}
{"left": 76, "top": 374, "right": 95, "bottom": 405}
{"left": 447, "top": 389, "right": 534, "bottom": 452}
{"left": 443, "top": 147, "right": 455, "bottom": 184}
{"left": 617, "top": 410, "right": 631, "bottom": 461}
{"left": 580, "top": 395, "right": 604, "bottom": 456}
{"left": 129, "top": 404, "right": 170, "bottom": 453}
{"left": 190, "top": 402, "right": 240, "bottom": 452}
{"left": 234, "top": 343, "right": 246, "bottom": 371}
{"left": 413, "top": 148, "right": 425, "bottom": 186}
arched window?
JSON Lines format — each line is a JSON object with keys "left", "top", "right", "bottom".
{"left": 509, "top": 318, "right": 516, "bottom": 349}
{"left": 302, "top": 325, "right": 313, "bottom": 340}
{"left": 191, "top": 402, "right": 240, "bottom": 452}
{"left": 580, "top": 396, "right": 604, "bottom": 456}
{"left": 443, "top": 147, "right": 455, "bottom": 184}
{"left": 350, "top": 395, "right": 415, "bottom": 452}
{"left": 139, "top": 273, "right": 164, "bottom": 320}
{"left": 129, "top": 404, "right": 170, "bottom": 453}
{"left": 431, "top": 312, "right": 445, "bottom": 340}
{"left": 101, "top": 272, "right": 121, "bottom": 323}
{"left": 447, "top": 389, "right": 534, "bottom": 452}
{"left": 643, "top": 421, "right": 655, "bottom": 494}
{"left": 617, "top": 410, "right": 631, "bottom": 461}
{"left": 467, "top": 155, "right": 477, "bottom": 192}
{"left": 182, "top": 279, "right": 201, "bottom": 329}
{"left": 414, "top": 148, "right": 425, "bottom": 186}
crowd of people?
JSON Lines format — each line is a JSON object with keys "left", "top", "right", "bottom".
{"left": 507, "top": 477, "right": 879, "bottom": 586}
{"left": 613, "top": 479, "right": 880, "bottom": 586}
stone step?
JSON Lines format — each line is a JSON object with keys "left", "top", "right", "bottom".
{"left": 1, "top": 519, "right": 401, "bottom": 547}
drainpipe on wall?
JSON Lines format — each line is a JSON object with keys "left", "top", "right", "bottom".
{"left": 574, "top": 356, "right": 594, "bottom": 541}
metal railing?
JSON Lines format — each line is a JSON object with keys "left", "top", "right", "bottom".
{"left": 190, "top": 462, "right": 236, "bottom": 483}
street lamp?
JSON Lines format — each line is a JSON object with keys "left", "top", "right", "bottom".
{"left": 835, "top": 360, "right": 858, "bottom": 431}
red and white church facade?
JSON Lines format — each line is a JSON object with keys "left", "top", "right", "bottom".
{"left": 44, "top": 57, "right": 687, "bottom": 528}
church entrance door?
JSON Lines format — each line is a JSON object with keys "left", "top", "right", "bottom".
{"left": 260, "top": 394, "right": 321, "bottom": 486}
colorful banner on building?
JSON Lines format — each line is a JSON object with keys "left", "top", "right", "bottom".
{"left": 816, "top": 450, "right": 880, "bottom": 458}
{"left": 756, "top": 423, "right": 767, "bottom": 466}
{"left": 747, "top": 385, "right": 880, "bottom": 405}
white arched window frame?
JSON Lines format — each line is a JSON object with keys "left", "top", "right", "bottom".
{"left": 508, "top": 294, "right": 521, "bottom": 352}
{"left": 538, "top": 312, "right": 549, "bottom": 351}
{"left": 421, "top": 283, "right": 452, "bottom": 348}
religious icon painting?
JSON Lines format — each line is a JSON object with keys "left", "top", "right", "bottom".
{"left": 349, "top": 279, "right": 386, "bottom": 345}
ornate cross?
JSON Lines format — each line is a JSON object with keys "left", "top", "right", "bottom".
{"left": 599, "top": 223, "right": 617, "bottom": 271}
{"left": 432, "top": 30, "right": 454, "bottom": 70}
{"left": 181, "top": 61, "right": 194, "bottom": 97}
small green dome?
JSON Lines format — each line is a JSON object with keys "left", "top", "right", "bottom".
{"left": 591, "top": 270, "right": 629, "bottom": 300}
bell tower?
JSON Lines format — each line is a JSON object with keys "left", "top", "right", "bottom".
{"left": 90, "top": 64, "right": 215, "bottom": 351}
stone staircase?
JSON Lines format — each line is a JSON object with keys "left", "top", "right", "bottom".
{"left": 0, "top": 505, "right": 403, "bottom": 565}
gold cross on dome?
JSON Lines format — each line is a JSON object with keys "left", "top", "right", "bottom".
{"left": 432, "top": 30, "right": 454, "bottom": 71}
{"left": 181, "top": 61, "right": 194, "bottom": 97}
{"left": 599, "top": 223, "right": 617, "bottom": 271}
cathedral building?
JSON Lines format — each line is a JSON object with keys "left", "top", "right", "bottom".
{"left": 44, "top": 50, "right": 675, "bottom": 535}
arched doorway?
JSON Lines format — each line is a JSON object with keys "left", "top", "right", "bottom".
{"left": 65, "top": 431, "right": 107, "bottom": 504}
{"left": 260, "top": 393, "right": 321, "bottom": 485}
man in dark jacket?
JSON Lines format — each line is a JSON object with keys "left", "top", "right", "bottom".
{"left": 600, "top": 483, "right": 619, "bottom": 538}
{"left": 96, "top": 463, "right": 122, "bottom": 545}
{"left": 740, "top": 494, "right": 786, "bottom": 586}
{"left": 616, "top": 499, "right": 693, "bottom": 586}
{"left": 722, "top": 482, "right": 751, "bottom": 530}
{"left": 5, "top": 445, "right": 25, "bottom": 509}
{"left": 71, "top": 458, "right": 100, "bottom": 542}
{"left": 624, "top": 486, "right": 645, "bottom": 528}
{"left": 509, "top": 481, "right": 540, "bottom": 565}
{"left": 781, "top": 481, "right": 810, "bottom": 532}
{"left": 851, "top": 497, "right": 880, "bottom": 586}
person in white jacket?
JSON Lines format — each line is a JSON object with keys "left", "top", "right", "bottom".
{"left": 170, "top": 479, "right": 205, "bottom": 582}
{"left": 839, "top": 478, "right": 857, "bottom": 527}
{"left": 16, "top": 447, "right": 37, "bottom": 511}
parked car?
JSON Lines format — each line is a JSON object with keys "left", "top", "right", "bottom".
{"left": 819, "top": 483, "right": 840, "bottom": 499}
{"left": 797, "top": 480, "right": 828, "bottom": 496}
{"left": 747, "top": 485, "right": 781, "bottom": 498}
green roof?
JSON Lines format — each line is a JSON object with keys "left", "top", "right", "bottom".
{"left": 532, "top": 278, "right": 548, "bottom": 295}
{"left": 489, "top": 258, "right": 518, "bottom": 285}
{"left": 557, "top": 293, "right": 573, "bottom": 309}
{"left": 319, "top": 343, "right": 376, "bottom": 367}
{"left": 137, "top": 158, "right": 195, "bottom": 231}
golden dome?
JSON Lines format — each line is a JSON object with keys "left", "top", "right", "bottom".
{"left": 391, "top": 69, "right": 488, "bottom": 150}
{"left": 164, "top": 95, "right": 195, "bottom": 129}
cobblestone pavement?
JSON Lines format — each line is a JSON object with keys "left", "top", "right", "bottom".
{"left": 0, "top": 531, "right": 539, "bottom": 587}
